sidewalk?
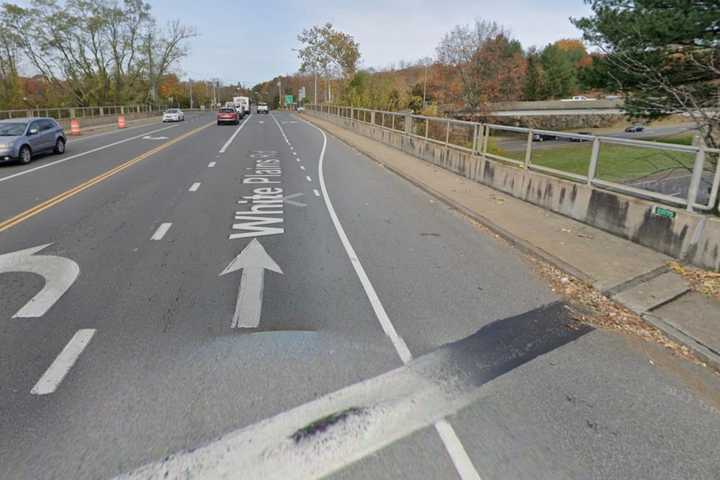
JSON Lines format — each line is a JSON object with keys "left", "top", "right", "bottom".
{"left": 302, "top": 113, "right": 720, "bottom": 370}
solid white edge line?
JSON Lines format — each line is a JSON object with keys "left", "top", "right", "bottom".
{"left": 189, "top": 182, "right": 201, "bottom": 192}
{"left": 296, "top": 114, "right": 483, "bottom": 480}
{"left": 0, "top": 124, "right": 179, "bottom": 184}
{"left": 30, "top": 329, "right": 96, "bottom": 395}
{"left": 218, "top": 114, "right": 252, "bottom": 154}
{"left": 151, "top": 222, "right": 172, "bottom": 240}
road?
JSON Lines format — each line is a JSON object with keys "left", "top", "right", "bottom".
{"left": 1, "top": 110, "right": 719, "bottom": 479}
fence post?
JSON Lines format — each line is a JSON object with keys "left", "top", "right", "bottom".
{"left": 524, "top": 130, "right": 533, "bottom": 169}
{"left": 587, "top": 138, "right": 601, "bottom": 186}
{"left": 445, "top": 119, "right": 451, "bottom": 145}
{"left": 472, "top": 124, "right": 479, "bottom": 155}
{"left": 686, "top": 147, "right": 705, "bottom": 212}
{"left": 392, "top": 114, "right": 395, "bottom": 131}
{"left": 99, "top": 106, "right": 104, "bottom": 116}
{"left": 483, "top": 125, "right": 489, "bottom": 155}
{"left": 404, "top": 113, "right": 413, "bottom": 135}
{"left": 425, "top": 119, "right": 429, "bottom": 138}
{"left": 371, "top": 110, "right": 375, "bottom": 126}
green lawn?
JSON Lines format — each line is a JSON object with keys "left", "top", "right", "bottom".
{"left": 488, "top": 139, "right": 696, "bottom": 182}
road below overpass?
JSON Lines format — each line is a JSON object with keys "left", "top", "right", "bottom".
{"left": 1, "top": 111, "right": 719, "bottom": 480}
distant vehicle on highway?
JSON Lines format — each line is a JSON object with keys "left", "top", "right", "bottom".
{"left": 162, "top": 108, "right": 185, "bottom": 122}
{"left": 0, "top": 117, "right": 66, "bottom": 165}
{"left": 297, "top": 106, "right": 305, "bottom": 112}
{"left": 233, "top": 96, "right": 250, "bottom": 114}
{"left": 570, "top": 132, "right": 592, "bottom": 142}
{"left": 217, "top": 107, "right": 239, "bottom": 125}
{"left": 625, "top": 125, "right": 645, "bottom": 133}
{"left": 561, "top": 96, "right": 595, "bottom": 102}
{"left": 256, "top": 102, "right": 269, "bottom": 114}
{"left": 532, "top": 132, "right": 558, "bottom": 142}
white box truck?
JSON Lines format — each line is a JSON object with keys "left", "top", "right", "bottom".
{"left": 233, "top": 96, "right": 250, "bottom": 114}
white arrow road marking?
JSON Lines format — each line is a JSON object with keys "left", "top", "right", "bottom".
{"left": 283, "top": 192, "right": 306, "bottom": 207}
{"left": 142, "top": 135, "right": 169, "bottom": 140}
{"left": 31, "top": 329, "right": 95, "bottom": 395}
{"left": 0, "top": 244, "right": 80, "bottom": 318}
{"left": 220, "top": 239, "right": 283, "bottom": 328}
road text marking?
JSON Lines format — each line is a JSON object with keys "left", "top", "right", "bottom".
{"left": 31, "top": 329, "right": 96, "bottom": 395}
{"left": 151, "top": 223, "right": 172, "bottom": 240}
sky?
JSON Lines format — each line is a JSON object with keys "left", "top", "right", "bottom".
{"left": 150, "top": 0, "right": 594, "bottom": 87}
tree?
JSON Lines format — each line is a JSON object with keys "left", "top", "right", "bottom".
{"left": 1, "top": 0, "right": 194, "bottom": 106}
{"left": 436, "top": 19, "right": 505, "bottom": 108}
{"left": 297, "top": 23, "right": 360, "bottom": 103}
{"left": 468, "top": 34, "right": 527, "bottom": 105}
{"left": 540, "top": 43, "right": 577, "bottom": 98}
{"left": 524, "top": 48, "right": 545, "bottom": 100}
{"left": 573, "top": 0, "right": 720, "bottom": 150}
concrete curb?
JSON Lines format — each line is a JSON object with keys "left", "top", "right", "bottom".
{"left": 302, "top": 113, "right": 720, "bottom": 372}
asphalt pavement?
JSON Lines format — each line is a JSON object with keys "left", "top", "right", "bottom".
{"left": 1, "top": 110, "right": 719, "bottom": 479}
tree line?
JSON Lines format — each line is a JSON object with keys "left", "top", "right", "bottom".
{"left": 0, "top": 0, "right": 195, "bottom": 110}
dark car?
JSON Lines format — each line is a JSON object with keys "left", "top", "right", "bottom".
{"left": 217, "top": 108, "right": 239, "bottom": 125}
{"left": 570, "top": 132, "right": 592, "bottom": 142}
{"left": 532, "top": 133, "right": 558, "bottom": 142}
{"left": 0, "top": 117, "right": 66, "bottom": 165}
{"left": 624, "top": 125, "right": 645, "bottom": 133}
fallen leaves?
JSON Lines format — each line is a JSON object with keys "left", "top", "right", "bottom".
{"left": 669, "top": 261, "right": 720, "bottom": 299}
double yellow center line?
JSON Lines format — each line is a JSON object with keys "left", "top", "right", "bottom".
{"left": 0, "top": 121, "right": 214, "bottom": 233}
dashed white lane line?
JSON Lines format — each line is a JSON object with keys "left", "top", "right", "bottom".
{"left": 151, "top": 222, "right": 172, "bottom": 240}
{"left": 31, "top": 329, "right": 96, "bottom": 395}
{"left": 296, "top": 158, "right": 301, "bottom": 162}
{"left": 189, "top": 182, "right": 201, "bottom": 192}
{"left": 306, "top": 175, "right": 312, "bottom": 182}
{"left": 208, "top": 162, "right": 216, "bottom": 167}
{"left": 298, "top": 116, "right": 481, "bottom": 480}
{"left": 218, "top": 114, "right": 252, "bottom": 153}
{"left": 292, "top": 152, "right": 297, "bottom": 156}
{"left": 300, "top": 165, "right": 306, "bottom": 170}
{"left": 313, "top": 189, "right": 320, "bottom": 197}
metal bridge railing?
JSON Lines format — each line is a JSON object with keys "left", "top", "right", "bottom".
{"left": 305, "top": 104, "right": 720, "bottom": 214}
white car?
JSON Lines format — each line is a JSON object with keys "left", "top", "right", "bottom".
{"left": 257, "top": 103, "right": 269, "bottom": 114}
{"left": 162, "top": 108, "right": 185, "bottom": 122}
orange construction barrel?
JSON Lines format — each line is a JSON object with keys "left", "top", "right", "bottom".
{"left": 70, "top": 118, "right": 81, "bottom": 136}
{"left": 117, "top": 114, "right": 126, "bottom": 129}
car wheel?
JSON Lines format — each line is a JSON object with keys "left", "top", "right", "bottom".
{"left": 53, "top": 138, "right": 66, "bottom": 154}
{"left": 19, "top": 145, "right": 32, "bottom": 164}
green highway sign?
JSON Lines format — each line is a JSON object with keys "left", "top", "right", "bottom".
{"left": 284, "top": 95, "right": 294, "bottom": 106}
{"left": 652, "top": 206, "right": 676, "bottom": 220}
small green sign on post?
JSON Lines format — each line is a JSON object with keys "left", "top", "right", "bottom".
{"left": 284, "top": 95, "right": 294, "bottom": 107}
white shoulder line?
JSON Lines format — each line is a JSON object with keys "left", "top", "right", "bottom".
{"left": 298, "top": 115, "right": 481, "bottom": 480}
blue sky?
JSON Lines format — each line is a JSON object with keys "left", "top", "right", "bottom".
{"left": 150, "top": 0, "right": 593, "bottom": 86}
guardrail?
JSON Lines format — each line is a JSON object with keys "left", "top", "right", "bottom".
{"left": 306, "top": 104, "right": 720, "bottom": 214}
{"left": 0, "top": 104, "right": 165, "bottom": 121}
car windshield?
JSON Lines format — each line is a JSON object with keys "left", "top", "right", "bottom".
{"left": 165, "top": 109, "right": 179, "bottom": 113}
{"left": 0, "top": 122, "right": 27, "bottom": 136}
{"left": 220, "top": 108, "right": 235, "bottom": 113}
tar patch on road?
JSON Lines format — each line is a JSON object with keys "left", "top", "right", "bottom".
{"left": 438, "top": 301, "right": 593, "bottom": 389}
{"left": 291, "top": 407, "right": 367, "bottom": 443}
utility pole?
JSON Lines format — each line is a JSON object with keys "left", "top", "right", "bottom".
{"left": 422, "top": 63, "right": 428, "bottom": 109}
{"left": 277, "top": 80, "right": 282, "bottom": 110}
{"left": 189, "top": 78, "right": 194, "bottom": 109}
{"left": 314, "top": 72, "right": 318, "bottom": 105}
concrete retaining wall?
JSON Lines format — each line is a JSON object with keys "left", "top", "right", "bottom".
{"left": 319, "top": 113, "right": 720, "bottom": 272}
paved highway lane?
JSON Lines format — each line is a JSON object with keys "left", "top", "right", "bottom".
{"left": 1, "top": 111, "right": 719, "bottom": 479}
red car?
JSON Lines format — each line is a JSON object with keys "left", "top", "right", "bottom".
{"left": 217, "top": 107, "right": 239, "bottom": 125}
